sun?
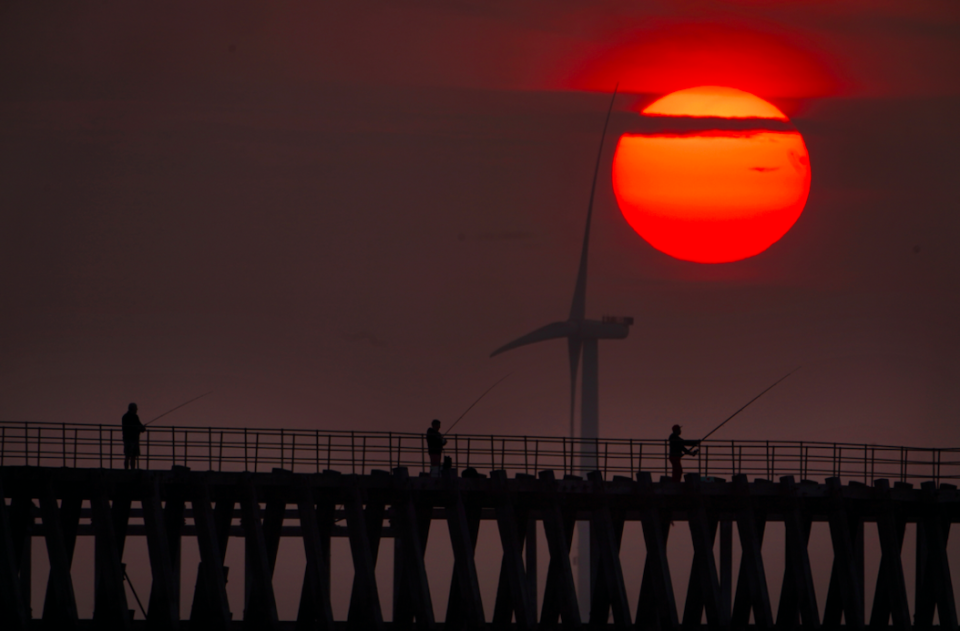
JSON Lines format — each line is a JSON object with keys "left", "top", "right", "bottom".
{"left": 612, "top": 86, "right": 811, "bottom": 263}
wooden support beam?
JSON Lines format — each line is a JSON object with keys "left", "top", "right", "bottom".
{"left": 587, "top": 471, "right": 631, "bottom": 629}
{"left": 190, "top": 483, "right": 232, "bottom": 630}
{"left": 243, "top": 493, "right": 284, "bottom": 622}
{"left": 296, "top": 484, "right": 334, "bottom": 631}
{"left": 0, "top": 478, "right": 29, "bottom": 630}
{"left": 637, "top": 472, "right": 679, "bottom": 631}
{"left": 191, "top": 496, "right": 235, "bottom": 623}
{"left": 446, "top": 488, "right": 483, "bottom": 628}
{"left": 344, "top": 480, "right": 385, "bottom": 631}
{"left": 142, "top": 481, "right": 180, "bottom": 630}
{"left": 915, "top": 482, "right": 957, "bottom": 631}
{"left": 492, "top": 471, "right": 536, "bottom": 630}
{"left": 685, "top": 474, "right": 728, "bottom": 630}
{"left": 111, "top": 495, "right": 132, "bottom": 559}
{"left": 349, "top": 482, "right": 387, "bottom": 624}
{"left": 42, "top": 493, "right": 81, "bottom": 621}
{"left": 824, "top": 478, "right": 865, "bottom": 630}
{"left": 240, "top": 479, "right": 280, "bottom": 630}
{"left": 391, "top": 468, "right": 436, "bottom": 630}
{"left": 590, "top": 507, "right": 626, "bottom": 625}
{"left": 538, "top": 470, "right": 581, "bottom": 629}
{"left": 731, "top": 475, "right": 773, "bottom": 630}
{"left": 148, "top": 488, "right": 184, "bottom": 623}
{"left": 683, "top": 514, "right": 717, "bottom": 629}
{"left": 39, "top": 484, "right": 79, "bottom": 628}
{"left": 263, "top": 496, "right": 286, "bottom": 573}
{"left": 92, "top": 492, "right": 132, "bottom": 630}
{"left": 720, "top": 520, "right": 732, "bottom": 621}
{"left": 444, "top": 481, "right": 485, "bottom": 630}
{"left": 527, "top": 516, "right": 538, "bottom": 614}
{"left": 868, "top": 479, "right": 910, "bottom": 630}
{"left": 776, "top": 476, "right": 819, "bottom": 631}
{"left": 9, "top": 495, "right": 33, "bottom": 616}
{"left": 493, "top": 499, "right": 529, "bottom": 626}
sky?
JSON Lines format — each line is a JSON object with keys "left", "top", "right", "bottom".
{"left": 2, "top": 0, "right": 960, "bottom": 623}
{"left": 1, "top": 0, "right": 959, "bottom": 447}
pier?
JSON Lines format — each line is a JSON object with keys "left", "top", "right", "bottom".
{"left": 1, "top": 421, "right": 958, "bottom": 629}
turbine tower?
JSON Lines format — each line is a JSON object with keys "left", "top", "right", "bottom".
{"left": 490, "top": 88, "right": 632, "bottom": 614}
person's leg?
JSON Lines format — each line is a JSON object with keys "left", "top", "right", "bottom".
{"left": 429, "top": 453, "right": 441, "bottom": 476}
{"left": 670, "top": 456, "right": 682, "bottom": 482}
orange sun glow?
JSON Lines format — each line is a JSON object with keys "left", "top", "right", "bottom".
{"left": 612, "top": 86, "right": 811, "bottom": 263}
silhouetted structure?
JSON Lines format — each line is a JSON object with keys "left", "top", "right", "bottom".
{"left": 1, "top": 460, "right": 958, "bottom": 630}
{"left": 491, "top": 88, "right": 633, "bottom": 614}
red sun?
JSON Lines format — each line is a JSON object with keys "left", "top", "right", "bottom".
{"left": 612, "top": 86, "right": 811, "bottom": 263}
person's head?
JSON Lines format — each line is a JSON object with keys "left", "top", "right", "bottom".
{"left": 129, "top": 403, "right": 138, "bottom": 412}
{"left": 432, "top": 419, "right": 441, "bottom": 429}
{"left": 672, "top": 424, "right": 681, "bottom": 434}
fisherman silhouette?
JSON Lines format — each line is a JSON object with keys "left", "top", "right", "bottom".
{"left": 426, "top": 419, "right": 447, "bottom": 477}
{"left": 668, "top": 424, "right": 700, "bottom": 482}
{"left": 122, "top": 403, "right": 147, "bottom": 470}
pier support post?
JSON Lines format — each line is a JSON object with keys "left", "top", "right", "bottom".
{"left": 539, "top": 470, "right": 582, "bottom": 629}
{"left": 824, "top": 478, "right": 865, "bottom": 630}
{"left": 39, "top": 483, "right": 79, "bottom": 628}
{"left": 915, "top": 482, "right": 957, "bottom": 631}
{"left": 586, "top": 471, "right": 630, "bottom": 629}
{"left": 240, "top": 479, "right": 280, "bottom": 629}
{"left": 392, "top": 468, "right": 435, "bottom": 630}
{"left": 92, "top": 490, "right": 132, "bottom": 630}
{"left": 636, "top": 472, "right": 678, "bottom": 631}
{"left": 0, "top": 478, "right": 29, "bottom": 630}
{"left": 869, "top": 479, "right": 910, "bottom": 630}
{"left": 444, "top": 476, "right": 485, "bottom": 630}
{"left": 776, "top": 476, "right": 819, "bottom": 630}
{"left": 731, "top": 475, "right": 772, "bottom": 630}
{"left": 296, "top": 483, "right": 334, "bottom": 631}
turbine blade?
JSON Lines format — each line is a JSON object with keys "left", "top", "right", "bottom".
{"left": 490, "top": 321, "right": 578, "bottom": 358}
{"left": 568, "top": 336, "right": 582, "bottom": 439}
{"left": 569, "top": 84, "right": 619, "bottom": 322}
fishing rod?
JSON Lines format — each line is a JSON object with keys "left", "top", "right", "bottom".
{"left": 123, "top": 568, "right": 147, "bottom": 619}
{"left": 444, "top": 374, "right": 511, "bottom": 435}
{"left": 700, "top": 367, "right": 801, "bottom": 441}
{"left": 145, "top": 391, "right": 213, "bottom": 427}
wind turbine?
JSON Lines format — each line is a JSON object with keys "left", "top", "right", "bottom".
{"left": 490, "top": 87, "right": 632, "bottom": 613}
{"left": 490, "top": 86, "right": 632, "bottom": 463}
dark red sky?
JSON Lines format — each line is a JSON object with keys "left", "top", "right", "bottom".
{"left": 1, "top": 0, "right": 959, "bottom": 449}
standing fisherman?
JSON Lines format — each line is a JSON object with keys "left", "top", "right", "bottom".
{"left": 668, "top": 424, "right": 699, "bottom": 482}
{"left": 122, "top": 403, "right": 147, "bottom": 470}
{"left": 426, "top": 419, "right": 447, "bottom": 477}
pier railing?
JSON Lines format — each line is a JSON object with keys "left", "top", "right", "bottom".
{"left": 0, "top": 420, "right": 957, "bottom": 484}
